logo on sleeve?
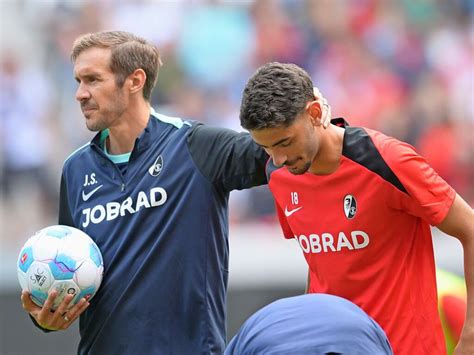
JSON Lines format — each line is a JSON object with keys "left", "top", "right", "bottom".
{"left": 343, "top": 194, "right": 357, "bottom": 219}
{"left": 149, "top": 155, "right": 163, "bottom": 177}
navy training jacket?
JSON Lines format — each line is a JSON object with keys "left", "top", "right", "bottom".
{"left": 49, "top": 110, "right": 267, "bottom": 354}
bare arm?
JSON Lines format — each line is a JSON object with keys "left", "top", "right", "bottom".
{"left": 436, "top": 194, "right": 474, "bottom": 355}
{"left": 305, "top": 269, "right": 310, "bottom": 294}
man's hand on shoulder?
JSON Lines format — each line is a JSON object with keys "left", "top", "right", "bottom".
{"left": 313, "top": 87, "right": 331, "bottom": 129}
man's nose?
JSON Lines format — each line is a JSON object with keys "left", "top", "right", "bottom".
{"left": 272, "top": 153, "right": 287, "bottom": 167}
{"left": 75, "top": 83, "right": 90, "bottom": 102}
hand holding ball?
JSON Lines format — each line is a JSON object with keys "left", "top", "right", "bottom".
{"left": 17, "top": 225, "right": 104, "bottom": 310}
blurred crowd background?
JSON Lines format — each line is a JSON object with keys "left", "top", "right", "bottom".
{"left": 0, "top": 0, "right": 472, "bottom": 352}
{"left": 1, "top": 0, "right": 473, "bottom": 283}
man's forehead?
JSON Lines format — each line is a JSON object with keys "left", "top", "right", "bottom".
{"left": 74, "top": 47, "right": 111, "bottom": 73}
{"left": 250, "top": 126, "right": 292, "bottom": 147}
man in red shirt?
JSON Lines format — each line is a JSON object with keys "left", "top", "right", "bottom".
{"left": 239, "top": 62, "right": 473, "bottom": 355}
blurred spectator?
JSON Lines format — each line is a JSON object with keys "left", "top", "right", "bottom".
{"left": 0, "top": 52, "right": 57, "bottom": 240}
{"left": 177, "top": 3, "right": 255, "bottom": 90}
{"left": 0, "top": 0, "right": 472, "bottom": 247}
{"left": 250, "top": 0, "right": 305, "bottom": 66}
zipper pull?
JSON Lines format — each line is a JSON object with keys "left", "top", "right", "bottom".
{"left": 121, "top": 183, "right": 125, "bottom": 192}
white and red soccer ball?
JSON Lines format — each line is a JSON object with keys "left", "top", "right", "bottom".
{"left": 17, "top": 225, "right": 104, "bottom": 310}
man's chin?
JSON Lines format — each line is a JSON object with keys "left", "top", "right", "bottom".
{"left": 85, "top": 121, "right": 103, "bottom": 132}
{"left": 288, "top": 168, "right": 306, "bottom": 175}
{"left": 287, "top": 167, "right": 307, "bottom": 175}
{"left": 287, "top": 162, "right": 311, "bottom": 175}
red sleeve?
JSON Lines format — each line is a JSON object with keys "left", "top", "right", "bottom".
{"left": 368, "top": 129, "right": 456, "bottom": 225}
{"left": 275, "top": 201, "right": 295, "bottom": 239}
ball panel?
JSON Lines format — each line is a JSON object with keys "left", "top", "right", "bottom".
{"left": 30, "top": 289, "right": 48, "bottom": 307}
{"left": 95, "top": 265, "right": 104, "bottom": 289}
{"left": 32, "top": 235, "right": 62, "bottom": 261}
{"left": 74, "top": 260, "right": 99, "bottom": 288}
{"left": 23, "top": 233, "right": 41, "bottom": 248}
{"left": 89, "top": 243, "right": 103, "bottom": 267}
{"left": 43, "top": 225, "right": 72, "bottom": 239}
{"left": 18, "top": 246, "right": 34, "bottom": 273}
{"left": 17, "top": 269, "right": 28, "bottom": 291}
{"left": 51, "top": 280, "right": 81, "bottom": 310}
{"left": 48, "top": 256, "right": 76, "bottom": 280}
{"left": 25, "top": 261, "right": 53, "bottom": 293}
{"left": 62, "top": 235, "right": 91, "bottom": 261}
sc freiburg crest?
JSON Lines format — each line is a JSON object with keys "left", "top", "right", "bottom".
{"left": 343, "top": 194, "right": 357, "bottom": 219}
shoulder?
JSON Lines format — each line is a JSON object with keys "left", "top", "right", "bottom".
{"left": 184, "top": 122, "right": 268, "bottom": 190}
{"left": 360, "top": 127, "right": 430, "bottom": 182}
{"left": 343, "top": 126, "right": 414, "bottom": 160}
{"left": 63, "top": 142, "right": 91, "bottom": 170}
{"left": 187, "top": 121, "right": 247, "bottom": 143}
{"left": 343, "top": 126, "right": 409, "bottom": 194}
{"left": 150, "top": 108, "right": 191, "bottom": 130}
{"left": 364, "top": 127, "right": 417, "bottom": 158}
{"left": 186, "top": 122, "right": 258, "bottom": 156}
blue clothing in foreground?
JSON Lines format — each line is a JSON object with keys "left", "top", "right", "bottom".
{"left": 225, "top": 293, "right": 393, "bottom": 355}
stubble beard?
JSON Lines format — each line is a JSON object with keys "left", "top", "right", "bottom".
{"left": 85, "top": 113, "right": 109, "bottom": 132}
{"left": 288, "top": 160, "right": 311, "bottom": 175}
{"left": 84, "top": 90, "right": 127, "bottom": 132}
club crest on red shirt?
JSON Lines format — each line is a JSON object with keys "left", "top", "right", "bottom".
{"left": 343, "top": 194, "right": 357, "bottom": 219}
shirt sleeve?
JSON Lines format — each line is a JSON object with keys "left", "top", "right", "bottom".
{"left": 58, "top": 172, "right": 75, "bottom": 227}
{"left": 275, "top": 201, "right": 295, "bottom": 239}
{"left": 187, "top": 122, "right": 269, "bottom": 192}
{"left": 372, "top": 130, "right": 456, "bottom": 225}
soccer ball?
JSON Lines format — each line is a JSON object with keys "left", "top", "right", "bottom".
{"left": 17, "top": 225, "right": 104, "bottom": 310}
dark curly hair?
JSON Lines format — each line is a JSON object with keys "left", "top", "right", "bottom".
{"left": 240, "top": 62, "right": 314, "bottom": 130}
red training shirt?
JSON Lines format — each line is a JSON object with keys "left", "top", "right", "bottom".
{"left": 267, "top": 119, "right": 455, "bottom": 355}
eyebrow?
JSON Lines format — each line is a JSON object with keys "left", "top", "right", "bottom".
{"left": 258, "top": 137, "right": 291, "bottom": 149}
{"left": 75, "top": 73, "right": 99, "bottom": 82}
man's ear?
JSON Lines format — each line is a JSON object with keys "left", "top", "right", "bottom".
{"left": 128, "top": 68, "right": 146, "bottom": 95}
{"left": 306, "top": 101, "right": 322, "bottom": 126}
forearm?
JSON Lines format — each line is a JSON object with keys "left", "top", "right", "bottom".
{"left": 435, "top": 193, "right": 474, "bottom": 353}
{"left": 460, "top": 236, "right": 474, "bottom": 339}
{"left": 305, "top": 269, "right": 310, "bottom": 294}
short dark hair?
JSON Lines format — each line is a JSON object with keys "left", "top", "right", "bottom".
{"left": 71, "top": 31, "right": 162, "bottom": 101}
{"left": 240, "top": 62, "right": 314, "bottom": 130}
